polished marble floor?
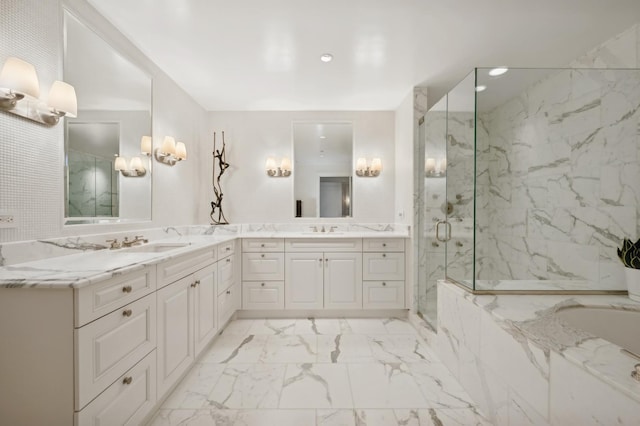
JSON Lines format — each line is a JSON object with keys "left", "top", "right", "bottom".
{"left": 147, "top": 318, "right": 490, "bottom": 426}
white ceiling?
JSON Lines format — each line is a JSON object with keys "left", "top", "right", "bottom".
{"left": 87, "top": 0, "right": 640, "bottom": 111}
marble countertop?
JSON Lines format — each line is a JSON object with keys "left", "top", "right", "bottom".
{"left": 0, "top": 228, "right": 410, "bottom": 289}
{"left": 0, "top": 235, "right": 236, "bottom": 290}
{"left": 443, "top": 281, "right": 640, "bottom": 403}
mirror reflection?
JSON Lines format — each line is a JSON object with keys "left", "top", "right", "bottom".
{"left": 63, "top": 10, "right": 152, "bottom": 224}
{"left": 293, "top": 122, "right": 353, "bottom": 218}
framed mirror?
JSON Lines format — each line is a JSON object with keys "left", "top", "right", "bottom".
{"left": 293, "top": 122, "right": 353, "bottom": 218}
{"left": 63, "top": 9, "right": 152, "bottom": 224}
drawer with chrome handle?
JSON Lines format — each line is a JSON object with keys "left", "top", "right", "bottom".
{"left": 75, "top": 293, "right": 156, "bottom": 410}
{"left": 75, "top": 266, "right": 156, "bottom": 327}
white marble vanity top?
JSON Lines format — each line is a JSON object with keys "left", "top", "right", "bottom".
{"left": 443, "top": 281, "right": 640, "bottom": 403}
{"left": 0, "top": 223, "right": 409, "bottom": 289}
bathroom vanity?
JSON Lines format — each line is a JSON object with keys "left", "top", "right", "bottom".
{"left": 0, "top": 224, "right": 409, "bottom": 426}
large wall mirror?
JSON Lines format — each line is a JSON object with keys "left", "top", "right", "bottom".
{"left": 63, "top": 9, "right": 152, "bottom": 224}
{"left": 293, "top": 122, "right": 353, "bottom": 218}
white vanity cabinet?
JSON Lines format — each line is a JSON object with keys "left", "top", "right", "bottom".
{"left": 284, "top": 239, "right": 363, "bottom": 310}
{"left": 362, "top": 238, "right": 405, "bottom": 308}
{"left": 217, "top": 240, "right": 240, "bottom": 327}
{"left": 242, "top": 238, "right": 285, "bottom": 310}
{"left": 156, "top": 247, "right": 224, "bottom": 399}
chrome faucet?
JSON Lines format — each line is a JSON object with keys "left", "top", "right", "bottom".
{"left": 321, "top": 225, "right": 326, "bottom": 233}
{"left": 106, "top": 239, "right": 121, "bottom": 250}
{"left": 122, "top": 235, "right": 148, "bottom": 248}
{"left": 329, "top": 226, "right": 338, "bottom": 233}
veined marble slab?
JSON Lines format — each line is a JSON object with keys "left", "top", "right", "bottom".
{"left": 439, "top": 281, "right": 640, "bottom": 409}
{"left": 0, "top": 223, "right": 408, "bottom": 288}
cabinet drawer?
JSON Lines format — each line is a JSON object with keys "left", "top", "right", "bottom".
{"left": 363, "top": 238, "right": 405, "bottom": 252}
{"left": 75, "top": 293, "right": 156, "bottom": 410}
{"left": 75, "top": 267, "right": 156, "bottom": 327}
{"left": 218, "top": 283, "right": 240, "bottom": 327}
{"left": 363, "top": 252, "right": 405, "bottom": 281}
{"left": 157, "top": 247, "right": 217, "bottom": 288}
{"left": 242, "top": 252, "right": 285, "bottom": 281}
{"left": 217, "top": 255, "right": 236, "bottom": 295}
{"left": 285, "top": 238, "right": 362, "bottom": 252}
{"left": 242, "top": 238, "right": 284, "bottom": 252}
{"left": 242, "top": 281, "right": 284, "bottom": 310}
{"left": 363, "top": 281, "right": 405, "bottom": 309}
{"left": 75, "top": 351, "right": 156, "bottom": 426}
{"left": 218, "top": 240, "right": 235, "bottom": 259}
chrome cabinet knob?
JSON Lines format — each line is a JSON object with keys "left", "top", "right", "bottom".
{"left": 122, "top": 376, "right": 133, "bottom": 385}
{"left": 122, "top": 285, "right": 132, "bottom": 293}
{"left": 122, "top": 309, "right": 132, "bottom": 317}
{"left": 382, "top": 282, "right": 387, "bottom": 286}
{"left": 382, "top": 253, "right": 387, "bottom": 258}
{"left": 261, "top": 283, "right": 265, "bottom": 287}
{"left": 382, "top": 243, "right": 387, "bottom": 247}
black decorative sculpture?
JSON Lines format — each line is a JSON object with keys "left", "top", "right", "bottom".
{"left": 210, "top": 131, "right": 230, "bottom": 224}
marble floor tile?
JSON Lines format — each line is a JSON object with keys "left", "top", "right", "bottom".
{"left": 354, "top": 409, "right": 399, "bottom": 425}
{"left": 367, "top": 334, "right": 438, "bottom": 363}
{"left": 147, "top": 409, "right": 237, "bottom": 426}
{"left": 395, "top": 408, "right": 492, "bottom": 425}
{"left": 233, "top": 409, "right": 316, "bottom": 426}
{"left": 348, "top": 363, "right": 429, "bottom": 408}
{"left": 294, "top": 318, "right": 344, "bottom": 335}
{"left": 207, "top": 364, "right": 285, "bottom": 409}
{"left": 259, "top": 334, "right": 317, "bottom": 363}
{"left": 317, "top": 409, "right": 356, "bottom": 426}
{"left": 382, "top": 317, "right": 418, "bottom": 334}
{"left": 279, "top": 363, "right": 354, "bottom": 408}
{"left": 247, "top": 318, "right": 297, "bottom": 335}
{"left": 161, "top": 363, "right": 226, "bottom": 409}
{"left": 407, "top": 362, "right": 477, "bottom": 409}
{"left": 345, "top": 318, "right": 388, "bottom": 334}
{"left": 220, "top": 319, "right": 255, "bottom": 335}
{"left": 316, "top": 334, "right": 374, "bottom": 363}
{"left": 200, "top": 334, "right": 268, "bottom": 364}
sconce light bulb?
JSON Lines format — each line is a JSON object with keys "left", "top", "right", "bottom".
{"left": 175, "top": 142, "right": 187, "bottom": 160}
{"left": 161, "top": 136, "right": 176, "bottom": 155}
{"left": 48, "top": 81, "right": 77, "bottom": 118}
{"left": 114, "top": 156, "right": 127, "bottom": 171}
{"left": 141, "top": 136, "right": 152, "bottom": 155}
{"left": 0, "top": 57, "right": 40, "bottom": 99}
{"left": 356, "top": 157, "right": 367, "bottom": 171}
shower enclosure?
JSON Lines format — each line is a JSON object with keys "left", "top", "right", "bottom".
{"left": 417, "top": 67, "right": 640, "bottom": 325}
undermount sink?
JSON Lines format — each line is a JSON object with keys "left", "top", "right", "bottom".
{"left": 124, "top": 242, "right": 191, "bottom": 253}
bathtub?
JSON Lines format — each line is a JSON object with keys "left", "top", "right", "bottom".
{"left": 556, "top": 306, "right": 640, "bottom": 358}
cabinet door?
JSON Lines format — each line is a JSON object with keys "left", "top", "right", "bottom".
{"left": 217, "top": 255, "right": 235, "bottom": 295}
{"left": 218, "top": 282, "right": 240, "bottom": 327}
{"left": 156, "top": 276, "right": 194, "bottom": 399}
{"left": 285, "top": 252, "right": 324, "bottom": 309}
{"left": 363, "top": 281, "right": 405, "bottom": 309}
{"left": 324, "top": 252, "right": 363, "bottom": 309}
{"left": 193, "top": 263, "right": 217, "bottom": 357}
{"left": 242, "top": 281, "right": 285, "bottom": 310}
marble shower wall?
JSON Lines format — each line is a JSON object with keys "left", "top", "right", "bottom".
{"left": 476, "top": 67, "right": 640, "bottom": 289}
{"left": 67, "top": 150, "right": 117, "bottom": 217}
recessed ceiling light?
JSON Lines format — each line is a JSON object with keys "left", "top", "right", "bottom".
{"left": 320, "top": 53, "right": 333, "bottom": 63}
{"left": 488, "top": 67, "right": 508, "bottom": 77}
{"left": 475, "top": 85, "right": 487, "bottom": 92}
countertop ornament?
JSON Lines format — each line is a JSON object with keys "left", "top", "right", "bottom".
{"left": 211, "top": 131, "right": 230, "bottom": 225}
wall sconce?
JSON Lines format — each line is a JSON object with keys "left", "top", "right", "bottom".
{"left": 0, "top": 57, "right": 77, "bottom": 125}
{"left": 140, "top": 135, "right": 152, "bottom": 156}
{"left": 155, "top": 136, "right": 187, "bottom": 166}
{"left": 425, "top": 157, "right": 446, "bottom": 178}
{"left": 266, "top": 156, "right": 291, "bottom": 177}
{"left": 355, "top": 157, "right": 382, "bottom": 177}
{"left": 115, "top": 155, "right": 146, "bottom": 177}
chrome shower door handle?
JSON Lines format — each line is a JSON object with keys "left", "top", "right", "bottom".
{"left": 435, "top": 220, "right": 452, "bottom": 242}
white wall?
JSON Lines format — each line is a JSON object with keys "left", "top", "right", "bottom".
{"left": 394, "top": 91, "right": 414, "bottom": 225}
{"left": 205, "top": 111, "right": 396, "bottom": 223}
{"left": 0, "top": 0, "right": 208, "bottom": 243}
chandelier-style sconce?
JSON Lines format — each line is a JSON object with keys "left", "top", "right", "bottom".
{"left": 0, "top": 57, "right": 77, "bottom": 125}
{"left": 155, "top": 136, "right": 187, "bottom": 166}
{"left": 266, "top": 156, "right": 292, "bottom": 177}
{"left": 114, "top": 155, "right": 146, "bottom": 177}
{"left": 355, "top": 157, "right": 382, "bottom": 177}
